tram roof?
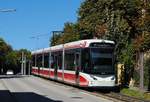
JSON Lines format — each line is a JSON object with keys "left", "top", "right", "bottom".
{"left": 31, "top": 39, "right": 114, "bottom": 54}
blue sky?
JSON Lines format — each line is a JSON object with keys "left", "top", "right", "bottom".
{"left": 0, "top": 0, "right": 83, "bottom": 51}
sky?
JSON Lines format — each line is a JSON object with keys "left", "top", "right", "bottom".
{"left": 0, "top": 0, "right": 83, "bottom": 51}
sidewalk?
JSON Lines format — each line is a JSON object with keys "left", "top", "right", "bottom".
{"left": 0, "top": 79, "right": 15, "bottom": 102}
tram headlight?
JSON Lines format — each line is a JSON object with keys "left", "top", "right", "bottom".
{"left": 90, "top": 75, "right": 97, "bottom": 80}
{"left": 111, "top": 76, "right": 115, "bottom": 80}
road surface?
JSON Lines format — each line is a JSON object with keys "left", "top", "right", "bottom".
{"left": 0, "top": 75, "right": 113, "bottom": 102}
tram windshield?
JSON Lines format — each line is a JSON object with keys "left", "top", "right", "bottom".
{"left": 90, "top": 48, "right": 114, "bottom": 74}
{"left": 82, "top": 47, "right": 115, "bottom": 75}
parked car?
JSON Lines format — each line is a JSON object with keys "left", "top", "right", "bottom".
{"left": 6, "top": 70, "right": 14, "bottom": 75}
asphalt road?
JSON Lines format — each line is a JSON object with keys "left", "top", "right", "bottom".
{"left": 0, "top": 75, "right": 113, "bottom": 102}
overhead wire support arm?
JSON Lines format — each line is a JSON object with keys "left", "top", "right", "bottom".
{"left": 29, "top": 33, "right": 50, "bottom": 50}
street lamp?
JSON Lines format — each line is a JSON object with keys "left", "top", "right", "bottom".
{"left": 0, "top": 8, "right": 16, "bottom": 12}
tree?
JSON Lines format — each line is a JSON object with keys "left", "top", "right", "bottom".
{"left": 78, "top": 0, "right": 108, "bottom": 39}
{"left": 50, "top": 22, "right": 80, "bottom": 46}
{"left": 50, "top": 32, "right": 63, "bottom": 46}
{"left": 78, "top": 0, "right": 150, "bottom": 86}
{"left": 17, "top": 49, "right": 31, "bottom": 61}
{"left": 0, "top": 38, "right": 12, "bottom": 74}
{"left": 5, "top": 51, "right": 18, "bottom": 74}
{"left": 61, "top": 22, "right": 80, "bottom": 43}
{"left": 0, "top": 37, "right": 31, "bottom": 75}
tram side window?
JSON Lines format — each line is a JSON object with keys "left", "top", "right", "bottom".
{"left": 37, "top": 54, "right": 42, "bottom": 67}
{"left": 50, "top": 53, "right": 55, "bottom": 69}
{"left": 32, "top": 55, "right": 35, "bottom": 67}
{"left": 65, "top": 50, "right": 75, "bottom": 71}
{"left": 81, "top": 48, "right": 91, "bottom": 72}
{"left": 44, "top": 53, "right": 49, "bottom": 68}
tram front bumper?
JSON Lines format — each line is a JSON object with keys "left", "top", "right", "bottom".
{"left": 89, "top": 80, "right": 116, "bottom": 87}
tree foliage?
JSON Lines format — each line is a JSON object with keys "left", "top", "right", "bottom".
{"left": 5, "top": 51, "right": 19, "bottom": 74}
{"left": 50, "top": 32, "right": 62, "bottom": 46}
{"left": 78, "top": 0, "right": 150, "bottom": 85}
{"left": 50, "top": 22, "right": 80, "bottom": 46}
{"left": 0, "top": 38, "right": 12, "bottom": 74}
{"left": 0, "top": 38, "right": 31, "bottom": 74}
{"left": 61, "top": 23, "right": 80, "bottom": 43}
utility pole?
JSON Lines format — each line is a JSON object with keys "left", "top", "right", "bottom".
{"left": 139, "top": 0, "right": 147, "bottom": 90}
{"left": 24, "top": 55, "right": 26, "bottom": 75}
{"left": 139, "top": 52, "right": 144, "bottom": 90}
{"left": 28, "top": 60, "right": 31, "bottom": 75}
{"left": 21, "top": 51, "right": 24, "bottom": 75}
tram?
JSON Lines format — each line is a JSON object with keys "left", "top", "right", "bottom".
{"left": 31, "top": 39, "right": 116, "bottom": 87}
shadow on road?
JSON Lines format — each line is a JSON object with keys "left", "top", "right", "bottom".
{"left": 0, "top": 90, "right": 13, "bottom": 102}
{"left": 0, "top": 90, "right": 63, "bottom": 102}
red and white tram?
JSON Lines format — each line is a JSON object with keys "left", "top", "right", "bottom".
{"left": 31, "top": 39, "right": 116, "bottom": 87}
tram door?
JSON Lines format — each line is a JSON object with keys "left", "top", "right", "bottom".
{"left": 75, "top": 52, "right": 81, "bottom": 85}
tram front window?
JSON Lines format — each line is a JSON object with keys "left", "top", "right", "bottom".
{"left": 90, "top": 48, "right": 114, "bottom": 75}
{"left": 82, "top": 48, "right": 114, "bottom": 75}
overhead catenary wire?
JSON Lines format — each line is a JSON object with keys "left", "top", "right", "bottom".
{"left": 29, "top": 33, "right": 51, "bottom": 50}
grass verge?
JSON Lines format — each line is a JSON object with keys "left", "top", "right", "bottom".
{"left": 120, "top": 88, "right": 150, "bottom": 101}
